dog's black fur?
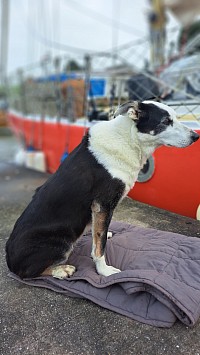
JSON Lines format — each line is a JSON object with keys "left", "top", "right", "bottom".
{"left": 6, "top": 133, "right": 125, "bottom": 278}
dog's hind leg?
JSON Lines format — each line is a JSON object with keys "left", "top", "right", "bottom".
{"left": 6, "top": 229, "right": 76, "bottom": 279}
{"left": 41, "top": 244, "right": 76, "bottom": 279}
{"left": 42, "top": 264, "right": 76, "bottom": 279}
{"left": 91, "top": 201, "right": 121, "bottom": 277}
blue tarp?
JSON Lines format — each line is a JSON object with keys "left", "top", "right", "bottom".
{"left": 35, "top": 74, "right": 106, "bottom": 97}
{"left": 89, "top": 79, "right": 105, "bottom": 97}
{"left": 36, "top": 73, "right": 78, "bottom": 82}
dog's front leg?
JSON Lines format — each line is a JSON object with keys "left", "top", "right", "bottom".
{"left": 91, "top": 201, "right": 121, "bottom": 277}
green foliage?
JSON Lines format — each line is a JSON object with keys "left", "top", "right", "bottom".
{"left": 9, "top": 85, "right": 21, "bottom": 96}
{"left": 65, "top": 60, "right": 83, "bottom": 72}
{"left": 178, "top": 20, "right": 200, "bottom": 51}
{"left": 0, "top": 86, "right": 6, "bottom": 97}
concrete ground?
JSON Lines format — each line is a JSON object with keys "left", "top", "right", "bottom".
{"left": 1, "top": 134, "right": 200, "bottom": 355}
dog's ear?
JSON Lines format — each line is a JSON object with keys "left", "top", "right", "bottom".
{"left": 114, "top": 101, "right": 139, "bottom": 121}
{"left": 144, "top": 96, "right": 161, "bottom": 102}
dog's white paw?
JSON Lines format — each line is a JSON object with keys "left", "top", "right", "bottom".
{"left": 52, "top": 265, "right": 76, "bottom": 279}
{"left": 95, "top": 256, "right": 121, "bottom": 277}
{"left": 107, "top": 231, "right": 113, "bottom": 239}
{"left": 97, "top": 264, "right": 121, "bottom": 277}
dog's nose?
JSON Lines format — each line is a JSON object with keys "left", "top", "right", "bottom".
{"left": 191, "top": 131, "right": 199, "bottom": 142}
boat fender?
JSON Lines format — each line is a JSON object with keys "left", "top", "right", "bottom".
{"left": 196, "top": 205, "right": 200, "bottom": 220}
{"left": 137, "top": 155, "right": 155, "bottom": 183}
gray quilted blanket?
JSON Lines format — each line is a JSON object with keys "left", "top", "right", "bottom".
{"left": 10, "top": 221, "right": 200, "bottom": 328}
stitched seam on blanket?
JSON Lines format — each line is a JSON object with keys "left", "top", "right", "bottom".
{"left": 151, "top": 240, "right": 196, "bottom": 316}
{"left": 47, "top": 276, "right": 193, "bottom": 321}
{"left": 109, "top": 239, "right": 200, "bottom": 291}
{"left": 51, "top": 284, "right": 173, "bottom": 325}
{"left": 107, "top": 245, "right": 186, "bottom": 258}
{"left": 160, "top": 269, "right": 200, "bottom": 292}
{"left": 151, "top": 280, "right": 194, "bottom": 323}
{"left": 105, "top": 240, "right": 197, "bottom": 259}
{"left": 145, "top": 286, "right": 190, "bottom": 324}
{"left": 9, "top": 273, "right": 192, "bottom": 325}
{"left": 70, "top": 258, "right": 200, "bottom": 309}
{"left": 36, "top": 273, "right": 196, "bottom": 322}
{"left": 145, "top": 293, "right": 152, "bottom": 319}
{"left": 73, "top": 242, "right": 176, "bottom": 259}
{"left": 155, "top": 240, "right": 200, "bottom": 292}
{"left": 111, "top": 243, "right": 200, "bottom": 260}
{"left": 90, "top": 298, "right": 172, "bottom": 325}
{"left": 110, "top": 224, "right": 199, "bottom": 244}
{"left": 71, "top": 247, "right": 200, "bottom": 292}
{"left": 152, "top": 282, "right": 195, "bottom": 320}
{"left": 9, "top": 274, "right": 174, "bottom": 325}
{"left": 145, "top": 277, "right": 193, "bottom": 322}
{"left": 82, "top": 228, "right": 200, "bottom": 260}
{"left": 65, "top": 274, "right": 195, "bottom": 321}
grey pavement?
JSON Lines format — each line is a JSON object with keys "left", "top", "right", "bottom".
{"left": 1, "top": 134, "right": 200, "bottom": 355}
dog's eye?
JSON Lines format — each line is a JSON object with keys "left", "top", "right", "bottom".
{"left": 161, "top": 117, "right": 172, "bottom": 125}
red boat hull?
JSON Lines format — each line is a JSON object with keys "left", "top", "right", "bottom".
{"left": 8, "top": 112, "right": 200, "bottom": 219}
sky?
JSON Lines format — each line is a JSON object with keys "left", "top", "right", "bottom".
{"left": 7, "top": 0, "right": 179, "bottom": 75}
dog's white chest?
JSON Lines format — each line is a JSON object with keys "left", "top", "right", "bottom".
{"left": 89, "top": 119, "right": 144, "bottom": 193}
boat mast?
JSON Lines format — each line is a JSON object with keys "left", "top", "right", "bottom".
{"left": 0, "top": 0, "right": 9, "bottom": 86}
{"left": 148, "top": 0, "right": 166, "bottom": 71}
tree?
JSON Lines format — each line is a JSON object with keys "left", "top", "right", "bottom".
{"left": 65, "top": 60, "right": 83, "bottom": 72}
{"left": 178, "top": 20, "right": 200, "bottom": 52}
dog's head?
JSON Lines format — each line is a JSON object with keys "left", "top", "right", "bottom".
{"left": 114, "top": 100, "right": 199, "bottom": 148}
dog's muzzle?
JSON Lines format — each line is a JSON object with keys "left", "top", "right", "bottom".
{"left": 191, "top": 131, "right": 199, "bottom": 142}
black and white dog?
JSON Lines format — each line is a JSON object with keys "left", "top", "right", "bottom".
{"left": 6, "top": 101, "right": 199, "bottom": 279}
